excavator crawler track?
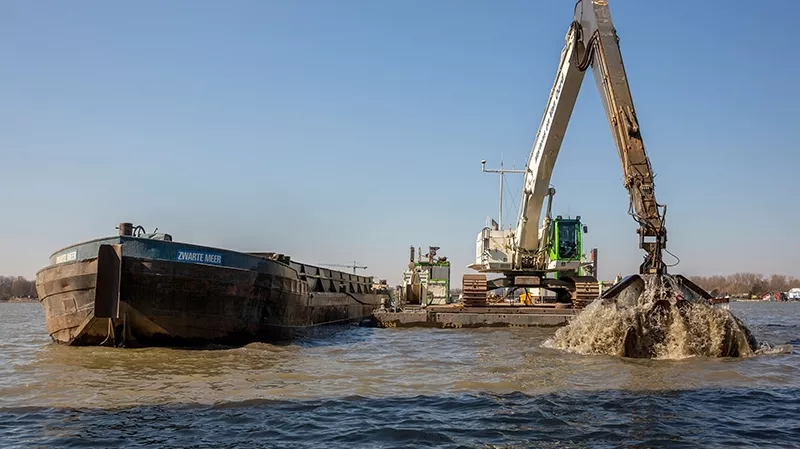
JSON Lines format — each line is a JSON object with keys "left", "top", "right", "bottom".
{"left": 568, "top": 275, "right": 601, "bottom": 308}
{"left": 462, "top": 274, "right": 488, "bottom": 307}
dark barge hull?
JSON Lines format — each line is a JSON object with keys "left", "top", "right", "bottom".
{"left": 36, "top": 234, "right": 384, "bottom": 347}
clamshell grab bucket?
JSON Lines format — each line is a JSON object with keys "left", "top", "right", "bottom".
{"left": 597, "top": 273, "right": 757, "bottom": 358}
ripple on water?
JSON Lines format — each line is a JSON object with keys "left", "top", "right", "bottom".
{"left": 1, "top": 389, "right": 799, "bottom": 448}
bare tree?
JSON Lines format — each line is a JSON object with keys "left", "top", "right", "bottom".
{"left": 0, "top": 277, "right": 12, "bottom": 300}
{"left": 690, "top": 272, "right": 799, "bottom": 298}
{"left": 769, "top": 274, "right": 788, "bottom": 293}
{"left": 0, "top": 276, "right": 38, "bottom": 301}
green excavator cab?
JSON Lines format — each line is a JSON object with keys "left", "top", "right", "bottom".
{"left": 548, "top": 217, "right": 583, "bottom": 263}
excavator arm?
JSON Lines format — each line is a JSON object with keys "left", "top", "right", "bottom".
{"left": 572, "top": 0, "right": 666, "bottom": 275}
{"left": 514, "top": 0, "right": 666, "bottom": 275}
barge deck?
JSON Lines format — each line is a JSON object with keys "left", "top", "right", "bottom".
{"left": 372, "top": 304, "right": 579, "bottom": 328}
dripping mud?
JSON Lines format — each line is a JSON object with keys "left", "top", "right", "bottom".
{"left": 545, "top": 274, "right": 792, "bottom": 359}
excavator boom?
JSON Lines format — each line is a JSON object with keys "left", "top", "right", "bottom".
{"left": 513, "top": 26, "right": 585, "bottom": 267}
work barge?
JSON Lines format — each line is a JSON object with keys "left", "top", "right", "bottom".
{"left": 372, "top": 303, "right": 579, "bottom": 328}
{"left": 35, "top": 222, "right": 388, "bottom": 347}
{"left": 371, "top": 281, "right": 728, "bottom": 329}
{"left": 372, "top": 245, "right": 595, "bottom": 329}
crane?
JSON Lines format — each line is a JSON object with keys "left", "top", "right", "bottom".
{"left": 318, "top": 262, "right": 368, "bottom": 275}
{"left": 463, "top": 0, "right": 712, "bottom": 308}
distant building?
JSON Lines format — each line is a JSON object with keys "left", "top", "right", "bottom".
{"left": 762, "top": 291, "right": 787, "bottom": 301}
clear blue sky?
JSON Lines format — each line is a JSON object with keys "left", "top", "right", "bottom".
{"left": 2, "top": 0, "right": 798, "bottom": 284}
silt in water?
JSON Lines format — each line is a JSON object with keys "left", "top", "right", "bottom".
{"left": 544, "top": 274, "right": 781, "bottom": 359}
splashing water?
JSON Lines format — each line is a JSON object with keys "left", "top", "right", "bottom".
{"left": 543, "top": 275, "right": 763, "bottom": 359}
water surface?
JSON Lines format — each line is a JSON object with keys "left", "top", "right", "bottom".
{"left": 1, "top": 302, "right": 798, "bottom": 448}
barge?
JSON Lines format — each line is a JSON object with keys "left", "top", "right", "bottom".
{"left": 35, "top": 222, "right": 386, "bottom": 347}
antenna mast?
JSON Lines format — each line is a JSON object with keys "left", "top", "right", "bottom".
{"left": 481, "top": 158, "right": 525, "bottom": 229}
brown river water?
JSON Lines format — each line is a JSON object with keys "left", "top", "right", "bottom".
{"left": 1, "top": 301, "right": 799, "bottom": 448}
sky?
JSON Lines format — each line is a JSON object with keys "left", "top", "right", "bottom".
{"left": 1, "top": 0, "right": 799, "bottom": 285}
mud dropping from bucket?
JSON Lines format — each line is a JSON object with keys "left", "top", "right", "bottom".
{"left": 543, "top": 274, "right": 759, "bottom": 359}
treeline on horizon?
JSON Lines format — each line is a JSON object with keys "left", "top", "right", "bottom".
{"left": 0, "top": 276, "right": 38, "bottom": 301}
{"left": 688, "top": 272, "right": 799, "bottom": 297}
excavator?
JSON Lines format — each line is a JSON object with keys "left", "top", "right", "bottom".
{"left": 509, "top": 187, "right": 598, "bottom": 306}
{"left": 463, "top": 0, "right": 714, "bottom": 313}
